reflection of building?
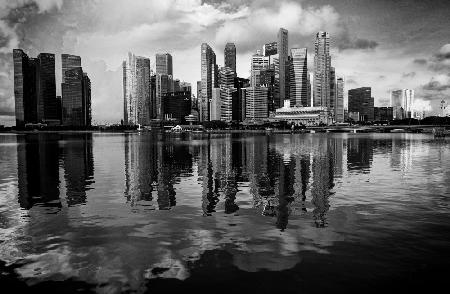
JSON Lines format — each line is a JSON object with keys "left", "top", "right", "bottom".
{"left": 347, "top": 138, "right": 373, "bottom": 172}
{"left": 62, "top": 133, "right": 94, "bottom": 205}
{"left": 124, "top": 133, "right": 192, "bottom": 209}
{"left": 17, "top": 134, "right": 61, "bottom": 209}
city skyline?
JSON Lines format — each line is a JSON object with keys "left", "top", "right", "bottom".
{"left": 1, "top": 0, "right": 450, "bottom": 125}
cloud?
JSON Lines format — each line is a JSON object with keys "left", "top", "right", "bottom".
{"left": 336, "top": 27, "right": 378, "bottom": 51}
{"left": 428, "top": 44, "right": 450, "bottom": 72}
{"left": 214, "top": 1, "right": 341, "bottom": 53}
{"left": 413, "top": 58, "right": 427, "bottom": 65}
{"left": 402, "top": 72, "right": 416, "bottom": 78}
{"left": 422, "top": 75, "right": 450, "bottom": 91}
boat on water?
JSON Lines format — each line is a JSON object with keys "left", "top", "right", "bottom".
{"left": 390, "top": 128, "right": 405, "bottom": 133}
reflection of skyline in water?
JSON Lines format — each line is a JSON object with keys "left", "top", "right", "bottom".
{"left": 4, "top": 133, "right": 450, "bottom": 291}
{"left": 13, "top": 133, "right": 448, "bottom": 230}
{"left": 16, "top": 133, "right": 95, "bottom": 210}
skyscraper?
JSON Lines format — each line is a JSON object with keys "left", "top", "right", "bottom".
{"left": 335, "top": 77, "right": 344, "bottom": 123}
{"left": 277, "top": 28, "right": 288, "bottom": 108}
{"left": 390, "top": 89, "right": 414, "bottom": 119}
{"left": 155, "top": 53, "right": 173, "bottom": 76}
{"left": 348, "top": 87, "right": 374, "bottom": 121}
{"left": 61, "top": 54, "right": 91, "bottom": 126}
{"left": 62, "top": 54, "right": 81, "bottom": 83}
{"left": 13, "top": 49, "right": 37, "bottom": 126}
{"left": 13, "top": 50, "right": 58, "bottom": 126}
{"left": 37, "top": 53, "right": 58, "bottom": 122}
{"left": 329, "top": 66, "right": 336, "bottom": 115}
{"left": 123, "top": 52, "right": 151, "bottom": 125}
{"left": 289, "top": 48, "right": 308, "bottom": 107}
{"left": 200, "top": 43, "right": 217, "bottom": 121}
{"left": 155, "top": 74, "right": 169, "bottom": 119}
{"left": 219, "top": 67, "right": 236, "bottom": 122}
{"left": 245, "top": 86, "right": 268, "bottom": 122}
{"left": 263, "top": 42, "right": 277, "bottom": 56}
{"left": 313, "top": 31, "right": 331, "bottom": 108}
{"left": 224, "top": 43, "right": 236, "bottom": 74}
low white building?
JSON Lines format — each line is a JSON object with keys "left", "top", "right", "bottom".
{"left": 270, "top": 100, "right": 330, "bottom": 126}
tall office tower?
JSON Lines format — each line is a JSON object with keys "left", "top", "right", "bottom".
{"left": 224, "top": 43, "right": 236, "bottom": 74}
{"left": 155, "top": 53, "right": 173, "bottom": 76}
{"left": 122, "top": 52, "right": 152, "bottom": 125}
{"left": 61, "top": 54, "right": 91, "bottom": 126}
{"left": 13, "top": 49, "right": 38, "bottom": 126}
{"left": 335, "top": 77, "right": 344, "bottom": 122}
{"left": 348, "top": 87, "right": 374, "bottom": 121}
{"left": 308, "top": 71, "right": 314, "bottom": 107}
{"left": 173, "top": 79, "right": 181, "bottom": 92}
{"left": 155, "top": 74, "right": 169, "bottom": 119}
{"left": 37, "top": 53, "right": 58, "bottom": 122}
{"left": 390, "top": 89, "right": 414, "bottom": 119}
{"left": 289, "top": 48, "right": 308, "bottom": 107}
{"left": 210, "top": 88, "right": 221, "bottom": 120}
{"left": 277, "top": 28, "right": 288, "bottom": 107}
{"left": 263, "top": 42, "right": 277, "bottom": 56}
{"left": 219, "top": 67, "right": 237, "bottom": 122}
{"left": 200, "top": 43, "right": 217, "bottom": 121}
{"left": 61, "top": 54, "right": 81, "bottom": 83}
{"left": 313, "top": 31, "right": 331, "bottom": 108}
{"left": 62, "top": 67, "right": 83, "bottom": 126}
{"left": 82, "top": 73, "right": 92, "bottom": 126}
{"left": 122, "top": 61, "right": 128, "bottom": 124}
{"left": 245, "top": 86, "right": 268, "bottom": 122}
{"left": 329, "top": 67, "right": 336, "bottom": 116}
{"left": 196, "top": 80, "right": 201, "bottom": 109}
{"left": 251, "top": 50, "right": 270, "bottom": 86}
{"left": 403, "top": 89, "right": 414, "bottom": 118}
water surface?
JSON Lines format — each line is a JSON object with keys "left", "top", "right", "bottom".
{"left": 0, "top": 132, "right": 449, "bottom": 293}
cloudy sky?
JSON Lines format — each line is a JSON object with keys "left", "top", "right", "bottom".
{"left": 0, "top": 0, "right": 449, "bottom": 124}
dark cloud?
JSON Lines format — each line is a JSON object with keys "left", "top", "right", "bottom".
{"left": 413, "top": 58, "right": 427, "bottom": 65}
{"left": 427, "top": 44, "right": 450, "bottom": 72}
{"left": 336, "top": 26, "right": 378, "bottom": 51}
{"left": 422, "top": 80, "right": 450, "bottom": 92}
{"left": 402, "top": 72, "right": 416, "bottom": 78}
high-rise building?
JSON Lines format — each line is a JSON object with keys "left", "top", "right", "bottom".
{"left": 155, "top": 53, "right": 173, "bottom": 76}
{"left": 263, "top": 42, "right": 277, "bottom": 56}
{"left": 13, "top": 50, "right": 58, "bottom": 126}
{"left": 245, "top": 86, "right": 268, "bottom": 122}
{"left": 289, "top": 48, "right": 308, "bottom": 107}
{"left": 13, "top": 49, "right": 37, "bottom": 126}
{"left": 162, "top": 91, "right": 191, "bottom": 123}
{"left": 374, "top": 107, "right": 393, "bottom": 121}
{"left": 62, "top": 67, "right": 84, "bottom": 126}
{"left": 277, "top": 28, "right": 288, "bottom": 108}
{"left": 234, "top": 77, "right": 249, "bottom": 122}
{"left": 390, "top": 89, "right": 414, "bottom": 119}
{"left": 219, "top": 67, "right": 237, "bottom": 122}
{"left": 61, "top": 54, "right": 81, "bottom": 83}
{"left": 37, "top": 53, "right": 58, "bottom": 122}
{"left": 313, "top": 31, "right": 331, "bottom": 108}
{"left": 61, "top": 54, "right": 91, "bottom": 126}
{"left": 348, "top": 87, "right": 374, "bottom": 121}
{"left": 123, "top": 52, "right": 152, "bottom": 125}
{"left": 82, "top": 73, "right": 92, "bottom": 126}
{"left": 335, "top": 77, "right": 344, "bottom": 123}
{"left": 210, "top": 88, "right": 221, "bottom": 121}
{"left": 329, "top": 66, "right": 336, "bottom": 114}
{"left": 251, "top": 50, "right": 270, "bottom": 73}
{"left": 155, "top": 74, "right": 169, "bottom": 119}
{"left": 200, "top": 43, "right": 217, "bottom": 121}
{"left": 224, "top": 43, "right": 236, "bottom": 74}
